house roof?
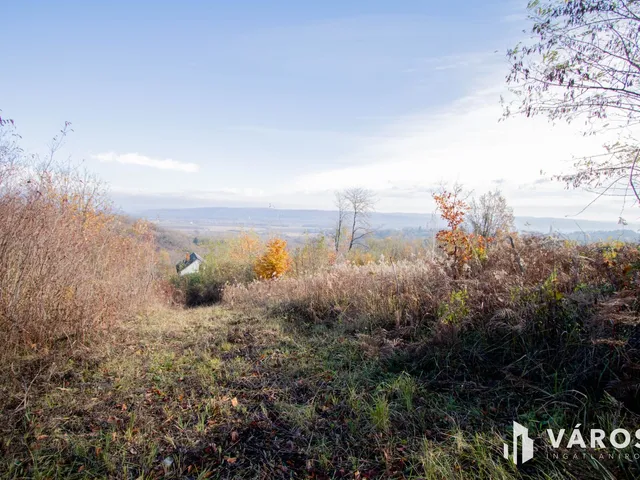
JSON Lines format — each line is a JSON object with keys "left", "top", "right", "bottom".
{"left": 176, "top": 252, "right": 205, "bottom": 270}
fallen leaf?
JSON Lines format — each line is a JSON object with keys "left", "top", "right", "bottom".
{"left": 225, "top": 457, "right": 237, "bottom": 464}
{"left": 231, "top": 431, "right": 239, "bottom": 442}
{"left": 231, "top": 397, "right": 239, "bottom": 408}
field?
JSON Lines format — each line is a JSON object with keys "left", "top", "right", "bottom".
{"left": 2, "top": 281, "right": 640, "bottom": 479}
{"left": 2, "top": 167, "right": 640, "bottom": 478}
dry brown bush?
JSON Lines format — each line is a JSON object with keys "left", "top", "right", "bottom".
{"left": 0, "top": 124, "right": 157, "bottom": 357}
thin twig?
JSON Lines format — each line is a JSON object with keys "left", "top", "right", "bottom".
{"left": 628, "top": 150, "right": 640, "bottom": 204}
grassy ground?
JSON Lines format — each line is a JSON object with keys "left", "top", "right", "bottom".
{"left": 1, "top": 305, "right": 638, "bottom": 479}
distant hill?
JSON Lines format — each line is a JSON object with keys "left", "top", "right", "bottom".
{"left": 149, "top": 223, "right": 205, "bottom": 263}
{"left": 141, "top": 206, "right": 431, "bottom": 229}
{"left": 513, "top": 217, "right": 638, "bottom": 234}
{"left": 139, "top": 206, "right": 639, "bottom": 235}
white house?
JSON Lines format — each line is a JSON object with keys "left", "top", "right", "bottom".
{"left": 177, "top": 252, "right": 204, "bottom": 276}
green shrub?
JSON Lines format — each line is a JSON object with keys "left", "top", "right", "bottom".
{"left": 173, "top": 233, "right": 262, "bottom": 307}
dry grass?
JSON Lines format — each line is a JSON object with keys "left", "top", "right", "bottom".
{"left": 216, "top": 235, "right": 640, "bottom": 478}
{"left": 1, "top": 302, "right": 638, "bottom": 479}
{"left": 0, "top": 212, "right": 628, "bottom": 478}
{"left": 223, "top": 236, "right": 637, "bottom": 332}
{"left": 225, "top": 257, "right": 450, "bottom": 326}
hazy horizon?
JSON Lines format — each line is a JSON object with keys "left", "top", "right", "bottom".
{"left": 133, "top": 204, "right": 639, "bottom": 235}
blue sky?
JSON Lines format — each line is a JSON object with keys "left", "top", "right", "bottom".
{"left": 0, "top": 1, "right": 629, "bottom": 220}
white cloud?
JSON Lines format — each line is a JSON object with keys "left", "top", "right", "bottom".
{"left": 295, "top": 99, "right": 604, "bottom": 192}
{"left": 92, "top": 152, "right": 199, "bottom": 173}
{"left": 291, "top": 84, "right": 632, "bottom": 220}
{"left": 110, "top": 186, "right": 265, "bottom": 197}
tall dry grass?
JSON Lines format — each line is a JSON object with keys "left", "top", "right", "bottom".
{"left": 0, "top": 124, "right": 157, "bottom": 357}
{"left": 223, "top": 235, "right": 637, "bottom": 333}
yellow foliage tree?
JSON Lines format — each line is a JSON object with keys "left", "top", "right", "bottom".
{"left": 230, "top": 231, "right": 262, "bottom": 261}
{"left": 255, "top": 238, "right": 291, "bottom": 279}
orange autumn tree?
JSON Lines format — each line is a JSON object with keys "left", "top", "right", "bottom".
{"left": 255, "top": 238, "right": 291, "bottom": 279}
{"left": 433, "top": 189, "right": 487, "bottom": 275}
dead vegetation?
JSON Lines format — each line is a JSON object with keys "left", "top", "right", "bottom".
{"left": 0, "top": 122, "right": 157, "bottom": 359}
{"left": 223, "top": 235, "right": 637, "bottom": 331}
{"left": 2, "top": 217, "right": 640, "bottom": 478}
{"left": 219, "top": 235, "right": 640, "bottom": 477}
{"left": 1, "top": 293, "right": 638, "bottom": 479}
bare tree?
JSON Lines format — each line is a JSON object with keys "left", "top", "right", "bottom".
{"left": 342, "top": 187, "right": 376, "bottom": 251}
{"left": 467, "top": 190, "right": 514, "bottom": 238}
{"left": 504, "top": 0, "right": 640, "bottom": 204}
{"left": 333, "top": 191, "right": 348, "bottom": 252}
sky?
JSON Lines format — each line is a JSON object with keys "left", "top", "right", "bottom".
{"left": 0, "top": 1, "right": 634, "bottom": 221}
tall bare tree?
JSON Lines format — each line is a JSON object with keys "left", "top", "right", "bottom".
{"left": 505, "top": 0, "right": 640, "bottom": 204}
{"left": 467, "top": 190, "right": 514, "bottom": 238}
{"left": 333, "top": 191, "right": 348, "bottom": 252}
{"left": 343, "top": 187, "right": 376, "bottom": 251}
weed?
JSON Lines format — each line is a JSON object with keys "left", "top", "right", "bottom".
{"left": 370, "top": 394, "right": 391, "bottom": 432}
{"left": 437, "top": 288, "right": 469, "bottom": 326}
{"left": 391, "top": 372, "right": 417, "bottom": 411}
